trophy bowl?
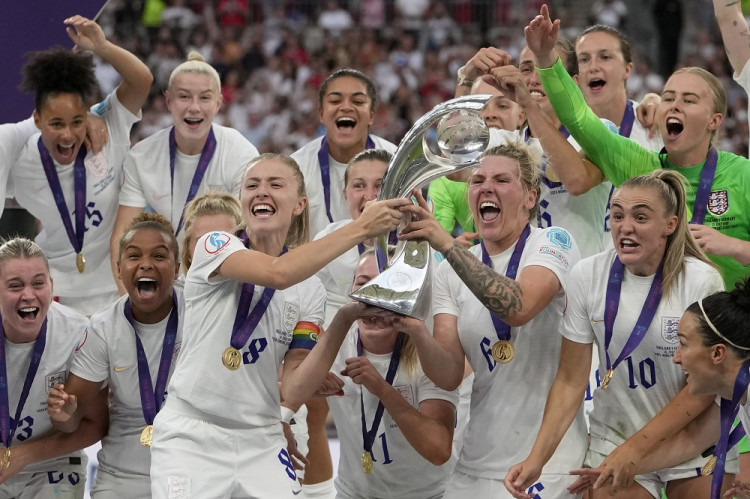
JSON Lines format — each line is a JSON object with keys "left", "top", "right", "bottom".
{"left": 350, "top": 95, "right": 491, "bottom": 319}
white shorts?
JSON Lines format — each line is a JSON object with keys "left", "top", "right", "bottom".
{"left": 585, "top": 447, "right": 739, "bottom": 498}
{"left": 291, "top": 403, "right": 309, "bottom": 480}
{"left": 91, "top": 466, "right": 150, "bottom": 498}
{"left": 150, "top": 399, "right": 301, "bottom": 498}
{"left": 0, "top": 469, "right": 85, "bottom": 499}
{"left": 443, "top": 469, "right": 578, "bottom": 499}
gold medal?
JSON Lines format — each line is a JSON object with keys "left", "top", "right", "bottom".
{"left": 601, "top": 368, "right": 614, "bottom": 389}
{"left": 222, "top": 347, "right": 242, "bottom": 370}
{"left": 1, "top": 448, "right": 10, "bottom": 471}
{"left": 361, "top": 451, "right": 373, "bottom": 474}
{"left": 702, "top": 455, "right": 717, "bottom": 476}
{"left": 76, "top": 252, "right": 85, "bottom": 273}
{"left": 491, "top": 341, "right": 515, "bottom": 364}
{"left": 140, "top": 425, "right": 153, "bottom": 447}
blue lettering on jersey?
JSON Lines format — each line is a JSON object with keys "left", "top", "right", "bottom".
{"left": 13, "top": 416, "right": 33, "bottom": 442}
{"left": 545, "top": 228, "right": 571, "bottom": 250}
{"left": 480, "top": 337, "right": 497, "bottom": 372}
{"left": 243, "top": 338, "right": 268, "bottom": 365}
{"left": 537, "top": 199, "right": 552, "bottom": 228}
{"left": 277, "top": 448, "right": 297, "bottom": 480}
{"left": 527, "top": 481, "right": 545, "bottom": 498}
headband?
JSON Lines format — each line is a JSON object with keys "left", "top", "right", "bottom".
{"left": 698, "top": 298, "right": 750, "bottom": 351}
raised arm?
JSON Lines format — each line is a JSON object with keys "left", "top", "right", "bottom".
{"left": 65, "top": 15, "right": 153, "bottom": 115}
{"left": 219, "top": 198, "right": 408, "bottom": 289}
{"left": 454, "top": 47, "right": 513, "bottom": 98}
{"left": 505, "top": 338, "right": 592, "bottom": 498}
{"left": 713, "top": 0, "right": 750, "bottom": 77}
{"left": 486, "top": 64, "right": 604, "bottom": 194}
{"left": 399, "top": 192, "right": 562, "bottom": 326}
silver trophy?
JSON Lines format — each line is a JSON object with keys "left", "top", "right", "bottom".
{"left": 350, "top": 95, "right": 491, "bottom": 319}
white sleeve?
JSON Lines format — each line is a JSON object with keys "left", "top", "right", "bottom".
{"left": 431, "top": 258, "right": 460, "bottom": 317}
{"left": 70, "top": 323, "right": 110, "bottom": 384}
{"left": 416, "top": 371, "right": 459, "bottom": 407}
{"left": 523, "top": 227, "right": 581, "bottom": 293}
{"left": 561, "top": 261, "right": 596, "bottom": 344}
{"left": 118, "top": 151, "right": 148, "bottom": 208}
{"left": 187, "top": 231, "right": 246, "bottom": 286}
{"left": 0, "top": 117, "right": 36, "bottom": 172}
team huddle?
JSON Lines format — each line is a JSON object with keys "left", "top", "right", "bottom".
{"left": 2, "top": 3, "right": 750, "bottom": 499}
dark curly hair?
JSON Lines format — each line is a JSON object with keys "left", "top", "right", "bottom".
{"left": 20, "top": 46, "right": 98, "bottom": 111}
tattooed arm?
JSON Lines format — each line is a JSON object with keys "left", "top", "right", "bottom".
{"left": 400, "top": 192, "right": 562, "bottom": 326}
{"left": 713, "top": 0, "right": 750, "bottom": 75}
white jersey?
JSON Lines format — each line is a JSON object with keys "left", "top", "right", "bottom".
{"left": 488, "top": 128, "right": 610, "bottom": 260}
{"left": 328, "top": 324, "right": 458, "bottom": 499}
{"left": 69, "top": 287, "right": 185, "bottom": 479}
{"left": 563, "top": 250, "right": 723, "bottom": 457}
{"left": 291, "top": 135, "right": 397, "bottom": 237}
{"left": 119, "top": 124, "right": 259, "bottom": 238}
{"left": 313, "top": 219, "right": 360, "bottom": 327}
{"left": 10, "top": 92, "right": 140, "bottom": 300}
{"left": 0, "top": 117, "right": 36, "bottom": 211}
{"left": 166, "top": 232, "right": 325, "bottom": 426}
{"left": 432, "top": 226, "right": 587, "bottom": 478}
{"left": 3, "top": 303, "right": 89, "bottom": 475}
{"left": 734, "top": 60, "right": 750, "bottom": 157}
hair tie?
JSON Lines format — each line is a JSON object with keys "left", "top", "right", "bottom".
{"left": 698, "top": 299, "right": 750, "bottom": 351}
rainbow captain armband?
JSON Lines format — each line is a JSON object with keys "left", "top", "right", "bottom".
{"left": 289, "top": 321, "right": 321, "bottom": 350}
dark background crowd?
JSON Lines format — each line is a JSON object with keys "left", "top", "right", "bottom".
{"left": 92, "top": 0, "right": 749, "bottom": 158}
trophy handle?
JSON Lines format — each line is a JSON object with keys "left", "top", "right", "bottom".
{"left": 350, "top": 95, "right": 492, "bottom": 319}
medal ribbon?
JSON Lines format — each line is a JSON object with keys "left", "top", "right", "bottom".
{"left": 480, "top": 224, "right": 530, "bottom": 342}
{"left": 38, "top": 138, "right": 87, "bottom": 258}
{"left": 230, "top": 233, "right": 286, "bottom": 351}
{"left": 169, "top": 126, "right": 217, "bottom": 235}
{"left": 123, "top": 292, "right": 179, "bottom": 425}
{"left": 603, "top": 256, "right": 664, "bottom": 375}
{"left": 658, "top": 147, "right": 717, "bottom": 225}
{"left": 317, "top": 135, "right": 376, "bottom": 224}
{"left": 0, "top": 313, "right": 47, "bottom": 448}
{"left": 618, "top": 100, "right": 635, "bottom": 138}
{"left": 357, "top": 330, "right": 405, "bottom": 460}
{"left": 710, "top": 361, "right": 750, "bottom": 499}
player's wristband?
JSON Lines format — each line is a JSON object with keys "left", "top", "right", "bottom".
{"left": 280, "top": 406, "right": 295, "bottom": 424}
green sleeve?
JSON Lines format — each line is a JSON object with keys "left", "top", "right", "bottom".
{"left": 427, "top": 177, "right": 459, "bottom": 233}
{"left": 537, "top": 58, "right": 661, "bottom": 186}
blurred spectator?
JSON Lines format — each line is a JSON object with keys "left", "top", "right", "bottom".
{"left": 589, "top": 0, "right": 628, "bottom": 29}
{"left": 318, "top": 0, "right": 354, "bottom": 37}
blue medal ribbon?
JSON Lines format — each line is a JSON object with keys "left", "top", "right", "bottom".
{"left": 316, "top": 135, "right": 376, "bottom": 224}
{"left": 230, "top": 233, "right": 286, "bottom": 352}
{"left": 618, "top": 100, "right": 635, "bottom": 138}
{"left": 480, "top": 224, "right": 530, "bottom": 342}
{"left": 357, "top": 330, "right": 404, "bottom": 461}
{"left": 658, "top": 146, "right": 717, "bottom": 225}
{"left": 123, "top": 292, "right": 179, "bottom": 425}
{"left": 710, "top": 361, "right": 750, "bottom": 499}
{"left": 38, "top": 138, "right": 87, "bottom": 260}
{"left": 169, "top": 126, "right": 217, "bottom": 235}
{"left": 602, "top": 256, "right": 664, "bottom": 380}
{"left": 0, "top": 313, "right": 47, "bottom": 448}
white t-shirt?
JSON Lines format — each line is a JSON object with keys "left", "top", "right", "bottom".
{"left": 432, "top": 226, "right": 588, "bottom": 478}
{"left": 5, "top": 303, "right": 90, "bottom": 475}
{"left": 0, "top": 117, "right": 36, "bottom": 210}
{"left": 119, "top": 124, "right": 259, "bottom": 238}
{"left": 328, "top": 324, "right": 458, "bottom": 499}
{"left": 563, "top": 250, "right": 723, "bottom": 457}
{"left": 489, "top": 128, "right": 610, "bottom": 260}
{"left": 10, "top": 92, "right": 140, "bottom": 299}
{"left": 291, "top": 135, "right": 397, "bottom": 237}
{"left": 166, "top": 232, "right": 325, "bottom": 426}
{"left": 70, "top": 287, "right": 185, "bottom": 478}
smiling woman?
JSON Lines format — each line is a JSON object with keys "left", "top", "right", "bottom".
{"left": 0, "top": 238, "right": 103, "bottom": 497}
{"left": 9, "top": 15, "right": 152, "bottom": 316}
{"left": 526, "top": 4, "right": 750, "bottom": 290}
{"left": 47, "top": 213, "right": 183, "bottom": 497}
{"left": 292, "top": 69, "right": 398, "bottom": 238}
{"left": 110, "top": 51, "right": 260, "bottom": 294}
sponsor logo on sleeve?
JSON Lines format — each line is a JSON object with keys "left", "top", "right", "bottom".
{"left": 538, "top": 246, "right": 569, "bottom": 268}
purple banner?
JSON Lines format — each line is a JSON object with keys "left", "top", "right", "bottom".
{"left": 1, "top": 0, "right": 108, "bottom": 122}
